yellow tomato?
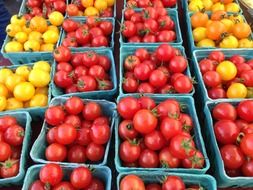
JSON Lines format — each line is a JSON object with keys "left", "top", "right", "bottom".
{"left": 197, "top": 38, "right": 216, "bottom": 47}
{"left": 216, "top": 61, "right": 237, "bottom": 81}
{"left": 42, "top": 30, "right": 59, "bottom": 44}
{"left": 225, "top": 3, "right": 240, "bottom": 13}
{"left": 47, "top": 25, "right": 60, "bottom": 34}
{"left": 238, "top": 38, "right": 253, "bottom": 48}
{"left": 28, "top": 69, "right": 50, "bottom": 88}
{"left": 106, "top": 0, "right": 114, "bottom": 7}
{"left": 22, "top": 25, "right": 32, "bottom": 34}
{"left": 227, "top": 83, "right": 247, "bottom": 98}
{"left": 84, "top": 7, "right": 99, "bottom": 16}
{"left": 15, "top": 65, "right": 30, "bottom": 80}
{"left": 202, "top": 0, "right": 213, "bottom": 10}
{"left": 28, "top": 31, "right": 43, "bottom": 44}
{"left": 29, "top": 16, "right": 48, "bottom": 33}
{"left": 81, "top": 0, "right": 94, "bottom": 7}
{"left": 0, "top": 96, "right": 7, "bottom": 111}
{"left": 29, "top": 94, "right": 48, "bottom": 107}
{"left": 5, "top": 98, "right": 23, "bottom": 110}
{"left": 40, "top": 43, "right": 54, "bottom": 52}
{"left": 229, "top": 14, "right": 244, "bottom": 23}
{"left": 0, "top": 84, "right": 9, "bottom": 97}
{"left": 10, "top": 15, "right": 26, "bottom": 26}
{"left": 35, "top": 87, "right": 48, "bottom": 95}
{"left": 205, "top": 20, "right": 213, "bottom": 27}
{"left": 5, "top": 74, "right": 25, "bottom": 92}
{"left": 33, "top": 61, "right": 51, "bottom": 73}
{"left": 4, "top": 41, "right": 23, "bottom": 53}
{"left": 193, "top": 27, "right": 207, "bottom": 42}
{"left": 221, "top": 18, "right": 234, "bottom": 33}
{"left": 94, "top": 0, "right": 108, "bottom": 11}
{"left": 0, "top": 68, "right": 13, "bottom": 84}
{"left": 13, "top": 82, "right": 35, "bottom": 101}
{"left": 188, "top": 0, "right": 204, "bottom": 12}
{"left": 6, "top": 24, "right": 21, "bottom": 37}
{"left": 219, "top": 35, "right": 239, "bottom": 48}
{"left": 49, "top": 11, "right": 64, "bottom": 27}
{"left": 14, "top": 32, "right": 28, "bottom": 43}
{"left": 211, "top": 2, "right": 225, "bottom": 12}
{"left": 24, "top": 40, "right": 40, "bottom": 52}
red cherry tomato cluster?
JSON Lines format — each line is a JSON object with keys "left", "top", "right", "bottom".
{"left": 0, "top": 116, "right": 24, "bottom": 179}
{"left": 29, "top": 163, "right": 105, "bottom": 189}
{"left": 120, "top": 174, "right": 203, "bottom": 190}
{"left": 198, "top": 51, "right": 253, "bottom": 99}
{"left": 212, "top": 100, "right": 253, "bottom": 177}
{"left": 126, "top": 0, "right": 177, "bottom": 8}
{"left": 122, "top": 7, "right": 176, "bottom": 43}
{"left": 44, "top": 97, "right": 111, "bottom": 163}
{"left": 117, "top": 96, "right": 205, "bottom": 169}
{"left": 122, "top": 44, "right": 193, "bottom": 94}
{"left": 53, "top": 46, "right": 113, "bottom": 94}
{"left": 25, "top": 0, "right": 66, "bottom": 19}
{"left": 62, "top": 17, "right": 113, "bottom": 48}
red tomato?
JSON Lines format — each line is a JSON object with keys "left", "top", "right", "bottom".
{"left": 86, "top": 16, "right": 101, "bottom": 27}
{"left": 123, "top": 77, "right": 138, "bottom": 93}
{"left": 122, "top": 21, "right": 137, "bottom": 38}
{"left": 142, "top": 34, "right": 156, "bottom": 43}
{"left": 156, "top": 99, "right": 180, "bottom": 120}
{"left": 230, "top": 55, "right": 245, "bottom": 65}
{"left": 93, "top": 116, "right": 109, "bottom": 125}
{"left": 169, "top": 56, "right": 187, "bottom": 73}
{"left": 99, "top": 21, "right": 113, "bottom": 36}
{"left": 173, "top": 75, "right": 193, "bottom": 93}
{"left": 71, "top": 53, "right": 83, "bottom": 68}
{"left": 53, "top": 181, "right": 75, "bottom": 190}
{"left": 75, "top": 127, "right": 91, "bottom": 146}
{"left": 144, "top": 130, "right": 165, "bottom": 151}
{"left": 54, "top": 71, "right": 74, "bottom": 88}
{"left": 82, "top": 51, "right": 99, "bottom": 67}
{"left": 47, "top": 127, "right": 57, "bottom": 144}
{"left": 137, "top": 82, "right": 155, "bottom": 93}
{"left": 45, "top": 143, "right": 67, "bottom": 162}
{"left": 53, "top": 1, "right": 66, "bottom": 14}
{"left": 0, "top": 142, "right": 12, "bottom": 161}
{"left": 139, "top": 149, "right": 159, "bottom": 168}
{"left": 97, "top": 79, "right": 113, "bottom": 90}
{"left": 55, "top": 123, "right": 77, "bottom": 145}
{"left": 135, "top": 48, "right": 150, "bottom": 62}
{"left": 124, "top": 8, "right": 135, "bottom": 20}
{"left": 208, "top": 51, "right": 225, "bottom": 62}
{"left": 241, "top": 70, "right": 253, "bottom": 87}
{"left": 120, "top": 140, "right": 141, "bottom": 163}
{"left": 82, "top": 102, "right": 101, "bottom": 121}
{"left": 208, "top": 87, "right": 226, "bottom": 99}
{"left": 199, "top": 59, "right": 216, "bottom": 74}
{"left": 67, "top": 145, "right": 86, "bottom": 163}
{"left": 144, "top": 19, "right": 159, "bottom": 33}
{"left": 11, "top": 146, "right": 21, "bottom": 159}
{"left": 240, "top": 134, "right": 253, "bottom": 158}
{"left": 57, "top": 62, "right": 73, "bottom": 72}
{"left": 160, "top": 118, "right": 182, "bottom": 141}
{"left": 162, "top": 0, "right": 177, "bottom": 7}
{"left": 120, "top": 175, "right": 145, "bottom": 190}
{"left": 133, "top": 109, "right": 158, "bottom": 134}
{"left": 77, "top": 76, "right": 97, "bottom": 92}
{"left": 26, "top": 0, "right": 42, "bottom": 8}
{"left": 0, "top": 116, "right": 17, "bottom": 132}
{"left": 179, "top": 113, "right": 193, "bottom": 132}
{"left": 65, "top": 97, "right": 84, "bottom": 115}
{"left": 130, "top": 13, "right": 143, "bottom": 23}
{"left": 119, "top": 120, "right": 138, "bottom": 140}
{"left": 242, "top": 160, "right": 253, "bottom": 177}
{"left": 158, "top": 15, "right": 174, "bottom": 30}
{"left": 156, "top": 44, "right": 175, "bottom": 61}
{"left": 169, "top": 134, "right": 196, "bottom": 159}
{"left": 182, "top": 150, "right": 205, "bottom": 169}
{"left": 39, "top": 164, "right": 63, "bottom": 186}
{"left": 29, "top": 180, "right": 45, "bottom": 190}
{"left": 162, "top": 176, "right": 185, "bottom": 190}
{"left": 70, "top": 167, "right": 92, "bottom": 189}
{"left": 212, "top": 102, "right": 237, "bottom": 121}
{"left": 86, "top": 142, "right": 105, "bottom": 162}
{"left": 89, "top": 65, "right": 106, "bottom": 80}
{"left": 134, "top": 63, "right": 152, "bottom": 81}
{"left": 66, "top": 4, "right": 79, "bottom": 16}
{"left": 149, "top": 69, "right": 167, "bottom": 88}
{"left": 90, "top": 124, "right": 110, "bottom": 145}
{"left": 203, "top": 71, "right": 222, "bottom": 88}
{"left": 146, "top": 183, "right": 162, "bottom": 190}
{"left": 156, "top": 30, "right": 175, "bottom": 42}
{"left": 4, "top": 125, "right": 24, "bottom": 146}
{"left": 75, "top": 28, "right": 90, "bottom": 45}
{"left": 45, "top": 106, "right": 65, "bottom": 126}
{"left": 237, "top": 100, "right": 253, "bottom": 122}
{"left": 159, "top": 147, "right": 180, "bottom": 168}
{"left": 86, "top": 177, "right": 105, "bottom": 190}
{"left": 138, "top": 0, "right": 151, "bottom": 7}
{"left": 124, "top": 55, "right": 140, "bottom": 71}
{"left": 220, "top": 144, "right": 245, "bottom": 169}
{"left": 54, "top": 46, "right": 71, "bottom": 62}
{"left": 0, "top": 160, "right": 19, "bottom": 178}
{"left": 138, "top": 96, "right": 156, "bottom": 110}
{"left": 117, "top": 97, "right": 141, "bottom": 119}
{"left": 98, "top": 55, "right": 111, "bottom": 72}
{"left": 63, "top": 19, "right": 79, "bottom": 33}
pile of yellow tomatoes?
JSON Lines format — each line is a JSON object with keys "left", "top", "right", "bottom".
{"left": 4, "top": 11, "right": 64, "bottom": 53}
{"left": 191, "top": 11, "right": 253, "bottom": 48}
{"left": 0, "top": 61, "right": 51, "bottom": 111}
{"left": 188, "top": 0, "right": 241, "bottom": 13}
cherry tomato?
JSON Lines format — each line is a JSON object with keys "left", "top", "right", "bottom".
{"left": 99, "top": 21, "right": 113, "bottom": 36}
{"left": 86, "top": 142, "right": 105, "bottom": 162}
{"left": 62, "top": 19, "right": 79, "bottom": 33}
{"left": 67, "top": 145, "right": 86, "bottom": 163}
{"left": 45, "top": 106, "right": 65, "bottom": 126}
{"left": 117, "top": 97, "right": 141, "bottom": 119}
{"left": 240, "top": 134, "right": 253, "bottom": 158}
{"left": 45, "top": 143, "right": 67, "bottom": 162}
{"left": 156, "top": 99, "right": 180, "bottom": 120}
{"left": 208, "top": 51, "right": 225, "bottom": 62}
{"left": 75, "top": 28, "right": 90, "bottom": 45}
{"left": 39, "top": 163, "right": 63, "bottom": 186}
{"left": 54, "top": 46, "right": 71, "bottom": 62}
{"left": 139, "top": 149, "right": 159, "bottom": 168}
{"left": 162, "top": 176, "right": 185, "bottom": 190}
{"left": 199, "top": 59, "right": 216, "bottom": 74}
{"left": 0, "top": 116, "right": 17, "bottom": 132}
{"left": 53, "top": 181, "right": 75, "bottom": 190}
{"left": 144, "top": 130, "right": 165, "bottom": 151}
{"left": 160, "top": 118, "right": 182, "bottom": 141}
{"left": 120, "top": 175, "right": 145, "bottom": 190}
{"left": 138, "top": 96, "right": 156, "bottom": 110}
{"left": 0, "top": 142, "right": 12, "bottom": 161}
{"left": 119, "top": 120, "right": 138, "bottom": 140}
{"left": 212, "top": 102, "right": 237, "bottom": 121}
{"left": 159, "top": 147, "right": 180, "bottom": 168}
{"left": 242, "top": 160, "right": 253, "bottom": 177}
{"left": 55, "top": 123, "right": 77, "bottom": 145}
{"left": 98, "top": 55, "right": 111, "bottom": 71}
{"left": 237, "top": 100, "right": 253, "bottom": 122}
{"left": 137, "top": 83, "right": 155, "bottom": 93}
{"left": 169, "top": 56, "right": 187, "bottom": 73}
{"left": 86, "top": 177, "right": 105, "bottom": 190}
{"left": 70, "top": 167, "right": 92, "bottom": 189}
{"left": 29, "top": 180, "right": 45, "bottom": 190}
{"left": 46, "top": 127, "right": 57, "bottom": 144}
{"left": 0, "top": 160, "right": 19, "bottom": 178}
{"left": 4, "top": 125, "right": 24, "bottom": 146}
{"left": 173, "top": 75, "right": 193, "bottom": 93}
{"left": 77, "top": 76, "right": 97, "bottom": 92}
{"left": 57, "top": 62, "right": 73, "bottom": 72}
{"left": 120, "top": 140, "right": 141, "bottom": 163}
{"left": 149, "top": 69, "right": 167, "bottom": 88}
{"left": 208, "top": 87, "right": 226, "bottom": 99}
{"left": 156, "top": 44, "right": 175, "bottom": 61}
{"left": 203, "top": 71, "right": 222, "bottom": 88}
{"left": 182, "top": 150, "right": 205, "bottom": 169}
{"left": 90, "top": 123, "right": 110, "bottom": 145}
{"left": 65, "top": 97, "right": 84, "bottom": 115}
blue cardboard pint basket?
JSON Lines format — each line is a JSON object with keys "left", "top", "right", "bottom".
{"left": 22, "top": 165, "right": 112, "bottom": 190}
{"left": 117, "top": 172, "right": 217, "bottom": 189}
{"left": 192, "top": 49, "right": 253, "bottom": 103}
{"left": 204, "top": 100, "right": 253, "bottom": 188}
{"left": 115, "top": 95, "right": 210, "bottom": 174}
{"left": 123, "top": 0, "right": 178, "bottom": 9}
{"left": 120, "top": 9, "right": 183, "bottom": 46}
{"left": 119, "top": 45, "right": 195, "bottom": 96}
{"left": 51, "top": 48, "right": 117, "bottom": 100}
{"left": 0, "top": 62, "right": 53, "bottom": 119}
{"left": 30, "top": 96, "right": 116, "bottom": 166}
{"left": 0, "top": 111, "right": 32, "bottom": 187}
{"left": 186, "top": 12, "right": 252, "bottom": 51}
{"left": 59, "top": 17, "right": 115, "bottom": 50}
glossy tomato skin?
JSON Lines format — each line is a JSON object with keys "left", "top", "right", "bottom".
{"left": 162, "top": 176, "right": 185, "bottom": 190}
{"left": 55, "top": 123, "right": 77, "bottom": 145}
{"left": 159, "top": 147, "right": 180, "bottom": 168}
{"left": 242, "top": 160, "right": 253, "bottom": 177}
{"left": 86, "top": 177, "right": 105, "bottom": 190}
{"left": 29, "top": 180, "right": 45, "bottom": 190}
{"left": 39, "top": 163, "right": 63, "bottom": 186}
{"left": 90, "top": 124, "right": 110, "bottom": 145}
{"left": 46, "top": 127, "right": 57, "bottom": 144}
{"left": 208, "top": 51, "right": 225, "bottom": 62}
{"left": 45, "top": 143, "right": 67, "bottom": 162}
{"left": 0, "top": 116, "right": 17, "bottom": 132}
{"left": 237, "top": 100, "right": 253, "bottom": 122}
{"left": 160, "top": 118, "right": 182, "bottom": 141}
{"left": 120, "top": 175, "right": 145, "bottom": 190}
{"left": 212, "top": 102, "right": 237, "bottom": 121}
{"left": 82, "top": 102, "right": 102, "bottom": 121}
{"left": 65, "top": 96, "right": 84, "bottom": 115}
{"left": 144, "top": 130, "right": 165, "bottom": 151}
{"left": 0, "top": 160, "right": 19, "bottom": 178}
{"left": 119, "top": 120, "right": 138, "bottom": 140}
{"left": 199, "top": 59, "right": 216, "bottom": 74}
{"left": 138, "top": 96, "right": 156, "bottom": 110}
{"left": 182, "top": 150, "right": 205, "bottom": 169}
{"left": 146, "top": 183, "right": 162, "bottom": 190}
{"left": 117, "top": 97, "right": 141, "bottom": 119}
{"left": 156, "top": 44, "right": 175, "bottom": 62}
{"left": 4, "top": 125, "right": 24, "bottom": 146}
{"left": 67, "top": 145, "right": 86, "bottom": 163}
{"left": 138, "top": 149, "right": 159, "bottom": 168}
{"left": 240, "top": 134, "right": 253, "bottom": 158}
{"left": 53, "top": 181, "right": 75, "bottom": 190}
{"left": 70, "top": 167, "right": 92, "bottom": 189}
{"left": 45, "top": 106, "right": 65, "bottom": 126}
{"left": 120, "top": 140, "right": 141, "bottom": 163}
{"left": 86, "top": 142, "right": 105, "bottom": 162}
{"left": 173, "top": 75, "right": 193, "bottom": 93}
{"left": 208, "top": 87, "right": 226, "bottom": 99}
{"left": 77, "top": 76, "right": 97, "bottom": 92}
{"left": 75, "top": 127, "right": 91, "bottom": 146}
{"left": 54, "top": 46, "right": 71, "bottom": 62}
{"left": 149, "top": 69, "right": 167, "bottom": 88}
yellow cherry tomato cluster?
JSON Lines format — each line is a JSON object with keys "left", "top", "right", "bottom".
{"left": 0, "top": 61, "right": 51, "bottom": 111}
{"left": 188, "top": 0, "right": 241, "bottom": 13}
{"left": 190, "top": 11, "right": 253, "bottom": 48}
{"left": 4, "top": 12, "right": 64, "bottom": 53}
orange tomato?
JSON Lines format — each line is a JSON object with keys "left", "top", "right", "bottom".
{"left": 211, "top": 10, "right": 228, "bottom": 21}
{"left": 29, "top": 16, "right": 47, "bottom": 33}
{"left": 191, "top": 12, "right": 209, "bottom": 28}
{"left": 206, "top": 21, "right": 227, "bottom": 40}
{"left": 222, "top": 0, "right": 234, "bottom": 4}
{"left": 66, "top": 4, "right": 79, "bottom": 16}
{"left": 232, "top": 22, "right": 251, "bottom": 40}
